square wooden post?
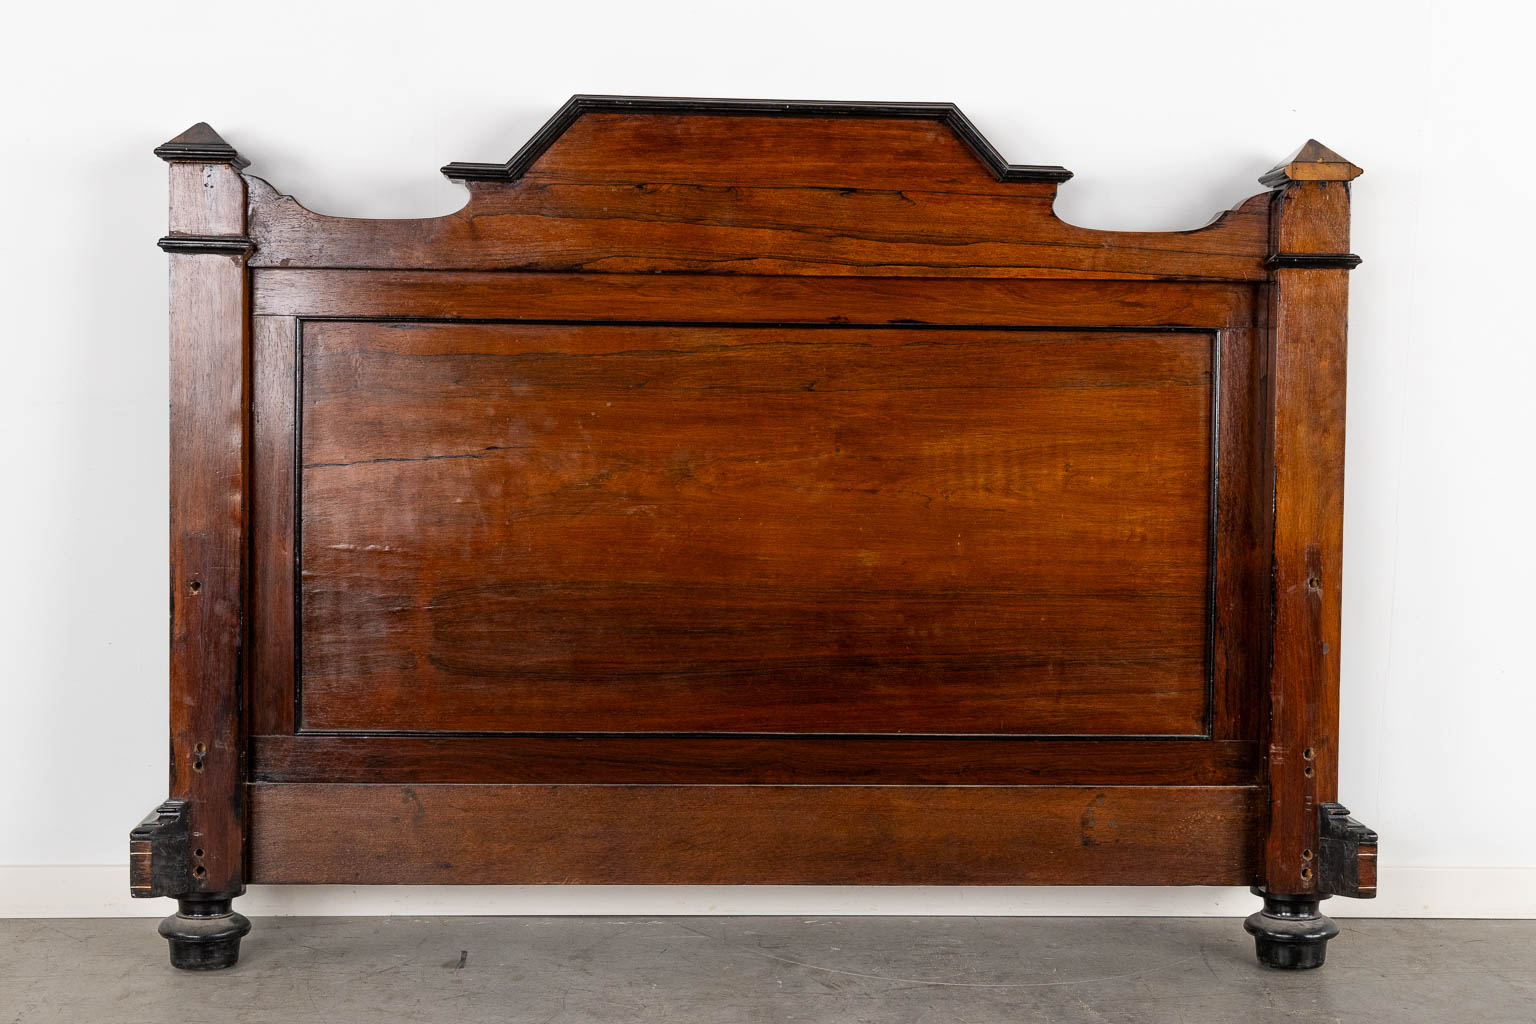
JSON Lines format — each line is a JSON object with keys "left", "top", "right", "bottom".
{"left": 1245, "top": 141, "right": 1375, "bottom": 969}
{"left": 128, "top": 123, "right": 254, "bottom": 969}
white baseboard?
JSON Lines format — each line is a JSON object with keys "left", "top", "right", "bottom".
{"left": 2, "top": 865, "right": 1533, "bottom": 918}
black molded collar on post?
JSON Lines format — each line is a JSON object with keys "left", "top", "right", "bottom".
{"left": 440, "top": 95, "right": 1075, "bottom": 185}
{"left": 155, "top": 122, "right": 249, "bottom": 169}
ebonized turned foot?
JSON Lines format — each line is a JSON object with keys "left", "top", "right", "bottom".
{"left": 1244, "top": 888, "right": 1339, "bottom": 969}
{"left": 159, "top": 895, "right": 251, "bottom": 970}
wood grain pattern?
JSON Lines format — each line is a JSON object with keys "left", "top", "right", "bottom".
{"left": 248, "top": 783, "right": 1264, "bottom": 886}
{"left": 168, "top": 163, "right": 246, "bottom": 238}
{"left": 245, "top": 112, "right": 1270, "bottom": 280}
{"left": 297, "top": 322, "right": 1215, "bottom": 735}
{"left": 252, "top": 271, "right": 1260, "bottom": 326}
{"left": 250, "top": 315, "right": 296, "bottom": 735}
{"left": 524, "top": 113, "right": 1044, "bottom": 189}
{"left": 165, "top": 168, "right": 248, "bottom": 896}
{"left": 1211, "top": 326, "right": 1268, "bottom": 741}
{"left": 251, "top": 735, "right": 1260, "bottom": 786}
{"left": 441, "top": 98, "right": 1073, "bottom": 184}
{"left": 1262, "top": 180, "right": 1353, "bottom": 894}
{"left": 140, "top": 106, "right": 1368, "bottom": 933}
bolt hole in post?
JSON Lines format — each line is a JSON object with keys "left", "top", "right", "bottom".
{"left": 1300, "top": 866, "right": 1313, "bottom": 881}
{"left": 1303, "top": 747, "right": 1315, "bottom": 761}
{"left": 1302, "top": 848, "right": 1314, "bottom": 861}
{"left": 194, "top": 848, "right": 204, "bottom": 859}
{"left": 193, "top": 866, "right": 206, "bottom": 878}
{"left": 194, "top": 743, "right": 206, "bottom": 754}
{"left": 189, "top": 580, "right": 201, "bottom": 594}
{"left": 193, "top": 760, "right": 204, "bottom": 773}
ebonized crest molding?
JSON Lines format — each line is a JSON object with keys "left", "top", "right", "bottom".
{"left": 440, "top": 94, "right": 1076, "bottom": 184}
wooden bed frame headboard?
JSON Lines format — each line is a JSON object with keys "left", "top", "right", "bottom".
{"left": 132, "top": 96, "right": 1376, "bottom": 972}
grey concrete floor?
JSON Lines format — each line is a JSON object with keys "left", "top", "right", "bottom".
{"left": 1, "top": 917, "right": 1533, "bottom": 1023}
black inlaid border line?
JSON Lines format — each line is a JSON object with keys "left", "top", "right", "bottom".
{"left": 1205, "top": 330, "right": 1223, "bottom": 739}
{"left": 287, "top": 318, "right": 1219, "bottom": 742}
{"left": 441, "top": 95, "right": 1074, "bottom": 185}
{"left": 288, "top": 729, "right": 1223, "bottom": 741}
{"left": 287, "top": 317, "right": 1219, "bottom": 332}
{"left": 292, "top": 317, "right": 305, "bottom": 733}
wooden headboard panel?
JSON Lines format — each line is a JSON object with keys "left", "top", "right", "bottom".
{"left": 133, "top": 97, "right": 1376, "bottom": 972}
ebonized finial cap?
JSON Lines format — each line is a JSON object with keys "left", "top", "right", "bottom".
{"left": 1260, "top": 140, "right": 1362, "bottom": 188}
{"left": 155, "top": 123, "right": 249, "bottom": 169}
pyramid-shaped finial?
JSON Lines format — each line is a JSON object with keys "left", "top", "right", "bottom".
{"left": 1259, "top": 140, "right": 1362, "bottom": 188}
{"left": 154, "top": 123, "right": 249, "bottom": 169}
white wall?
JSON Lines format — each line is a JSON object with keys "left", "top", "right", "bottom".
{"left": 2, "top": 0, "right": 1532, "bottom": 918}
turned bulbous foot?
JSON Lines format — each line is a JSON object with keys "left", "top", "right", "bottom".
{"left": 159, "top": 895, "right": 251, "bottom": 970}
{"left": 1244, "top": 887, "right": 1339, "bottom": 969}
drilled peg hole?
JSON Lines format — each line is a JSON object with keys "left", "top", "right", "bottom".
{"left": 1302, "top": 747, "right": 1315, "bottom": 761}
{"left": 194, "top": 848, "right": 204, "bottom": 859}
{"left": 1304, "top": 765, "right": 1315, "bottom": 778}
{"left": 192, "top": 760, "right": 204, "bottom": 773}
{"left": 1300, "top": 866, "right": 1313, "bottom": 881}
{"left": 193, "top": 865, "right": 206, "bottom": 878}
{"left": 189, "top": 580, "right": 202, "bottom": 595}
{"left": 1306, "top": 576, "right": 1321, "bottom": 590}
{"left": 1302, "top": 848, "right": 1314, "bottom": 861}
{"left": 194, "top": 743, "right": 206, "bottom": 755}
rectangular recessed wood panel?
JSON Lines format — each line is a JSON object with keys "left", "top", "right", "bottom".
{"left": 298, "top": 322, "right": 1214, "bottom": 735}
{"left": 248, "top": 783, "right": 1263, "bottom": 886}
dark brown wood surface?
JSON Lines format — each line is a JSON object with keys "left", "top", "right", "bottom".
{"left": 297, "top": 322, "right": 1215, "bottom": 735}
{"left": 248, "top": 783, "right": 1263, "bottom": 886}
{"left": 1261, "top": 152, "right": 1360, "bottom": 894}
{"left": 141, "top": 102, "right": 1365, "bottom": 914}
{"left": 251, "top": 735, "right": 1259, "bottom": 786}
{"left": 164, "top": 158, "right": 250, "bottom": 897}
{"left": 251, "top": 315, "right": 297, "bottom": 736}
{"left": 252, "top": 271, "right": 1259, "bottom": 325}
{"left": 1210, "top": 326, "right": 1268, "bottom": 742}
{"left": 245, "top": 112, "right": 1271, "bottom": 280}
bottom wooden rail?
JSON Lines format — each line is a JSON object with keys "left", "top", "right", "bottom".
{"left": 248, "top": 783, "right": 1262, "bottom": 887}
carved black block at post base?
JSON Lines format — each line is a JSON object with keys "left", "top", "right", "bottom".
{"left": 1319, "top": 802, "right": 1380, "bottom": 899}
{"left": 130, "top": 803, "right": 252, "bottom": 968}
